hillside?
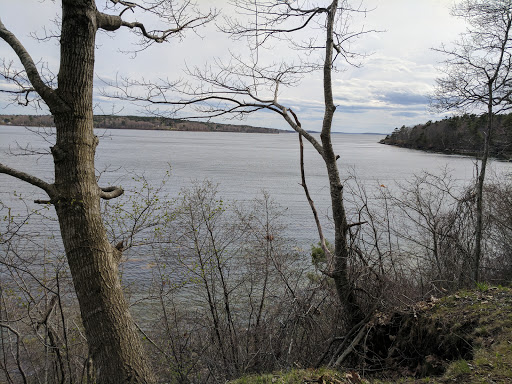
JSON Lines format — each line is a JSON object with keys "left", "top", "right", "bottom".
{"left": 230, "top": 286, "right": 512, "bottom": 383}
{"left": 380, "top": 113, "right": 512, "bottom": 160}
{"left": 0, "top": 114, "right": 282, "bottom": 134}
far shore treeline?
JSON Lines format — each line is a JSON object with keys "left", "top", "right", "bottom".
{"left": 380, "top": 113, "right": 512, "bottom": 160}
{"left": 0, "top": 114, "right": 282, "bottom": 134}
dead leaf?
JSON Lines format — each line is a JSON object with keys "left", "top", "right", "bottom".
{"left": 345, "top": 370, "right": 362, "bottom": 384}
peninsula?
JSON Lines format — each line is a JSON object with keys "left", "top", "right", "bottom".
{"left": 380, "top": 113, "right": 512, "bottom": 160}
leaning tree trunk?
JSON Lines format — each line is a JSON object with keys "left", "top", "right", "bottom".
{"left": 1, "top": 0, "right": 209, "bottom": 380}
{"left": 320, "top": 1, "right": 362, "bottom": 325}
{"left": 49, "top": 2, "right": 154, "bottom": 382}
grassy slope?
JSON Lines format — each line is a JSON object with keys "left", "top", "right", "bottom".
{"left": 230, "top": 287, "right": 512, "bottom": 384}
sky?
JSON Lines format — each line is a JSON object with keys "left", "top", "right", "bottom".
{"left": 0, "top": 0, "right": 468, "bottom": 133}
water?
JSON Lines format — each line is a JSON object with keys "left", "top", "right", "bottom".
{"left": 77, "top": 128, "right": 512, "bottom": 246}
{"left": 1, "top": 125, "right": 512, "bottom": 283}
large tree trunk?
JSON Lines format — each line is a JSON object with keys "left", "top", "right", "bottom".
{"left": 49, "top": 1, "right": 154, "bottom": 382}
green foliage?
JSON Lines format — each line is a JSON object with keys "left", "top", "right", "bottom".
{"left": 476, "top": 281, "right": 489, "bottom": 292}
{"left": 310, "top": 240, "right": 333, "bottom": 269}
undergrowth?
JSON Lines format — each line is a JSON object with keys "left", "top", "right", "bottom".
{"left": 229, "top": 287, "right": 512, "bottom": 384}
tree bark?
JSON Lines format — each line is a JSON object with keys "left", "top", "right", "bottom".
{"left": 320, "top": 1, "right": 362, "bottom": 325}
{"left": 472, "top": 86, "right": 494, "bottom": 284}
{"left": 48, "top": 1, "right": 154, "bottom": 382}
{"left": 432, "top": 1, "right": 512, "bottom": 286}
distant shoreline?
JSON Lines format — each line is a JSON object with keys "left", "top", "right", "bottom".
{"left": 379, "top": 140, "right": 512, "bottom": 162}
{"left": 1, "top": 123, "right": 280, "bottom": 133}
{"left": 0, "top": 115, "right": 388, "bottom": 136}
{"left": 0, "top": 114, "right": 282, "bottom": 134}
{"left": 0, "top": 124, "right": 387, "bottom": 136}
{"left": 379, "top": 113, "right": 512, "bottom": 161}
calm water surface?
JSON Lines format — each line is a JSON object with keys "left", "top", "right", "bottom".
{"left": 1, "top": 126, "right": 511, "bottom": 281}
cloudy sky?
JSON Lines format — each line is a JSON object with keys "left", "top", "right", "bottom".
{"left": 0, "top": 0, "right": 468, "bottom": 133}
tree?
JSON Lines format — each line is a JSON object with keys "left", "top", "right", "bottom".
{"left": 0, "top": 1, "right": 213, "bottom": 382}
{"left": 113, "top": 0, "right": 375, "bottom": 325}
{"left": 432, "top": 0, "right": 512, "bottom": 284}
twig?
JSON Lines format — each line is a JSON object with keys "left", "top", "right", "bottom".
{"left": 0, "top": 324, "right": 28, "bottom": 384}
{"left": 332, "top": 324, "right": 367, "bottom": 368}
{"left": 298, "top": 133, "right": 333, "bottom": 273}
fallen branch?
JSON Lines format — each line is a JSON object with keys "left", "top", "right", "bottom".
{"left": 332, "top": 324, "right": 367, "bottom": 368}
{"left": 327, "top": 311, "right": 373, "bottom": 367}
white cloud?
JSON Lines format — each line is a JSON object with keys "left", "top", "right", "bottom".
{"left": 0, "top": 0, "right": 469, "bottom": 133}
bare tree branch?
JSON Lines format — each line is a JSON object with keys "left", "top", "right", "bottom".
{"left": 102, "top": 0, "right": 375, "bottom": 325}
{"left": 100, "top": 186, "right": 124, "bottom": 200}
{"left": 431, "top": 0, "right": 512, "bottom": 283}
{"left": 0, "top": 162, "right": 55, "bottom": 197}
{"left": 0, "top": 18, "right": 67, "bottom": 112}
{"left": 298, "top": 133, "right": 333, "bottom": 276}
{"left": 0, "top": 323, "right": 28, "bottom": 384}
{"left": 96, "top": 1, "right": 217, "bottom": 52}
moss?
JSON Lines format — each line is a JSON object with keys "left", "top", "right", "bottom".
{"left": 474, "top": 326, "right": 489, "bottom": 336}
{"left": 230, "top": 288, "right": 512, "bottom": 384}
{"left": 445, "top": 359, "right": 472, "bottom": 377}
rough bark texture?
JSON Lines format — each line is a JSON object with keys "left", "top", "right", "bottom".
{"left": 52, "top": 2, "right": 154, "bottom": 382}
{"left": 320, "top": 1, "right": 362, "bottom": 325}
{"left": 0, "top": 1, "right": 155, "bottom": 382}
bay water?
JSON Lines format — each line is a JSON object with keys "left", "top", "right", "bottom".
{"left": 1, "top": 125, "right": 511, "bottom": 284}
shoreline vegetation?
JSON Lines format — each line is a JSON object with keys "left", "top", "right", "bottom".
{"left": 0, "top": 114, "right": 282, "bottom": 134}
{"left": 0, "top": 114, "right": 387, "bottom": 135}
{"left": 379, "top": 113, "right": 512, "bottom": 161}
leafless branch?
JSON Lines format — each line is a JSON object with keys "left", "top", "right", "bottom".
{"left": 298, "top": 132, "right": 333, "bottom": 275}
{"left": 0, "top": 162, "right": 55, "bottom": 197}
{"left": 97, "top": 1, "right": 217, "bottom": 51}
{"left": 0, "top": 324, "right": 28, "bottom": 384}
{"left": 0, "top": 19, "right": 67, "bottom": 112}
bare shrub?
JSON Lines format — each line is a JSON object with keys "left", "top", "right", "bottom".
{"left": 128, "top": 182, "right": 341, "bottom": 382}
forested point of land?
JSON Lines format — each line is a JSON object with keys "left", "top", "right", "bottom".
{"left": 380, "top": 113, "right": 512, "bottom": 160}
{"left": 0, "top": 114, "right": 282, "bottom": 134}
